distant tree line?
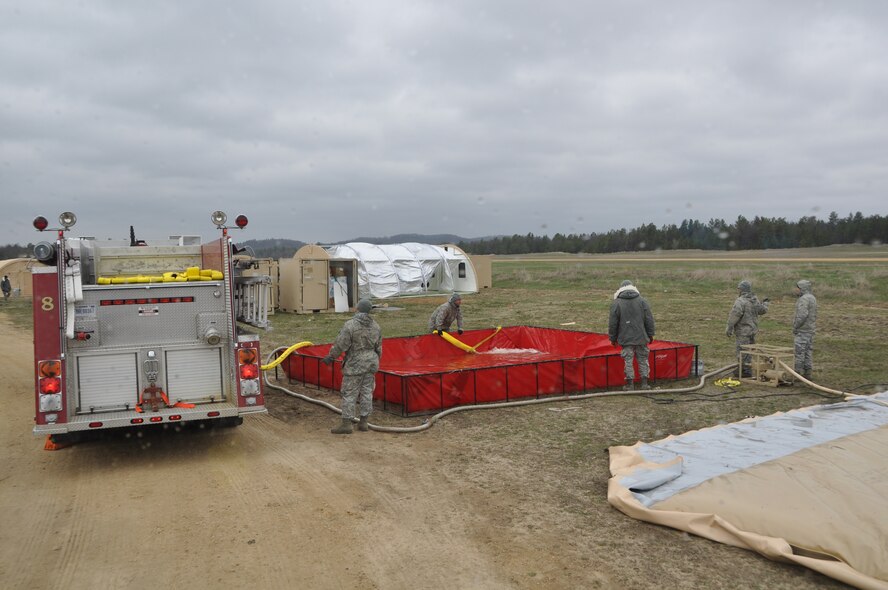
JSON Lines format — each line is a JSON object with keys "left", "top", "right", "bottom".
{"left": 459, "top": 212, "right": 888, "bottom": 255}
{"left": 3, "top": 212, "right": 885, "bottom": 260}
{"left": 238, "top": 238, "right": 305, "bottom": 260}
{"left": 0, "top": 243, "right": 31, "bottom": 259}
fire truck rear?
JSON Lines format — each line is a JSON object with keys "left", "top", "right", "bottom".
{"left": 31, "top": 211, "right": 270, "bottom": 442}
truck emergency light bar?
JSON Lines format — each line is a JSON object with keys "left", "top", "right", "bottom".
{"left": 34, "top": 210, "right": 247, "bottom": 233}
{"left": 32, "top": 212, "right": 77, "bottom": 233}
{"left": 211, "top": 210, "right": 249, "bottom": 230}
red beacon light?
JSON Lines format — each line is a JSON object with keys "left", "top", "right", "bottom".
{"left": 235, "top": 215, "right": 248, "bottom": 229}
{"left": 33, "top": 216, "right": 49, "bottom": 231}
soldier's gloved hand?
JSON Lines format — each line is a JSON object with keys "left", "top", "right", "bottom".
{"left": 762, "top": 298, "right": 770, "bottom": 303}
{"left": 609, "top": 340, "right": 617, "bottom": 347}
{"left": 649, "top": 336, "right": 654, "bottom": 344}
{"left": 321, "top": 356, "right": 334, "bottom": 366}
{"left": 437, "top": 330, "right": 447, "bottom": 337}
{"left": 458, "top": 329, "right": 463, "bottom": 335}
{"left": 725, "top": 329, "right": 733, "bottom": 337}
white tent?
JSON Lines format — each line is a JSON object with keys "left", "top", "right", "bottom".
{"left": 324, "top": 242, "right": 478, "bottom": 300}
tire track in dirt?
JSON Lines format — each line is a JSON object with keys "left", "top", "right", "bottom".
{"left": 0, "top": 317, "right": 82, "bottom": 590}
{"left": 236, "top": 410, "right": 515, "bottom": 588}
{"left": 345, "top": 449, "right": 515, "bottom": 590}
{"left": 0, "top": 306, "right": 504, "bottom": 589}
{"left": 215, "top": 413, "right": 366, "bottom": 588}
{"left": 50, "top": 465, "right": 115, "bottom": 589}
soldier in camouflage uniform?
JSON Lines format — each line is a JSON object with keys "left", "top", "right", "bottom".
{"left": 725, "top": 280, "right": 769, "bottom": 377}
{"left": 428, "top": 293, "right": 464, "bottom": 335}
{"left": 793, "top": 279, "right": 817, "bottom": 379}
{"left": 608, "top": 280, "right": 656, "bottom": 390}
{"left": 322, "top": 298, "right": 382, "bottom": 434}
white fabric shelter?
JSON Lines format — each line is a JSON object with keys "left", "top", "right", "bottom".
{"left": 324, "top": 242, "right": 477, "bottom": 300}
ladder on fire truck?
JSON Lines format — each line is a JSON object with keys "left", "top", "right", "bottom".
{"left": 234, "top": 275, "right": 271, "bottom": 329}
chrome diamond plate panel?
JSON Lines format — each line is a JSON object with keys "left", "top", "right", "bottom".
{"left": 76, "top": 283, "right": 228, "bottom": 348}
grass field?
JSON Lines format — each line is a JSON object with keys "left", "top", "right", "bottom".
{"left": 257, "top": 249, "right": 888, "bottom": 390}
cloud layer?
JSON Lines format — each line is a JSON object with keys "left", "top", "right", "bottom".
{"left": 2, "top": 1, "right": 886, "bottom": 245}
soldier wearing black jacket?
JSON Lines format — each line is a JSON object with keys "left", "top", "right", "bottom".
{"left": 608, "top": 280, "right": 656, "bottom": 391}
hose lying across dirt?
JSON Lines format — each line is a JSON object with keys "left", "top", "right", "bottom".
{"left": 263, "top": 347, "right": 741, "bottom": 433}
{"left": 776, "top": 361, "right": 888, "bottom": 407}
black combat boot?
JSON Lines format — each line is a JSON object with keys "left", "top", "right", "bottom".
{"left": 331, "top": 418, "right": 353, "bottom": 435}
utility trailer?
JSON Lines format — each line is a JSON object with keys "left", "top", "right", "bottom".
{"left": 30, "top": 211, "right": 270, "bottom": 443}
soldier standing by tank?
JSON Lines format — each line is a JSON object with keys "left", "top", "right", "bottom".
{"left": 793, "top": 279, "right": 817, "bottom": 379}
{"left": 429, "top": 293, "right": 464, "bottom": 336}
{"left": 1, "top": 275, "right": 10, "bottom": 302}
{"left": 322, "top": 298, "right": 382, "bottom": 434}
{"left": 609, "top": 280, "right": 656, "bottom": 391}
{"left": 725, "top": 280, "right": 769, "bottom": 377}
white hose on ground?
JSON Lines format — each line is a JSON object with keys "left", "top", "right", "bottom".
{"left": 776, "top": 361, "right": 848, "bottom": 396}
{"left": 777, "top": 361, "right": 888, "bottom": 408}
{"left": 263, "top": 346, "right": 738, "bottom": 433}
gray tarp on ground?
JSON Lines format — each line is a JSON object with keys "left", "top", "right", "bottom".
{"left": 608, "top": 391, "right": 888, "bottom": 590}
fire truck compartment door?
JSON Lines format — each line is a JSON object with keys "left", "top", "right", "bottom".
{"left": 165, "top": 348, "right": 225, "bottom": 403}
{"left": 76, "top": 353, "right": 139, "bottom": 412}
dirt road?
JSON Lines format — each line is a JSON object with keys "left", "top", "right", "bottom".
{"left": 0, "top": 317, "right": 592, "bottom": 590}
{"left": 0, "top": 314, "right": 845, "bottom": 590}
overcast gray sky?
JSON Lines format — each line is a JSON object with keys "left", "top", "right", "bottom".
{"left": 2, "top": 0, "right": 886, "bottom": 245}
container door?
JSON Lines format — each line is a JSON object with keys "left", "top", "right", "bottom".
{"left": 301, "top": 260, "right": 329, "bottom": 311}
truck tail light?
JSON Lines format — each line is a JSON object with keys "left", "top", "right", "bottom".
{"left": 237, "top": 346, "right": 262, "bottom": 401}
{"left": 39, "top": 377, "right": 62, "bottom": 394}
{"left": 238, "top": 348, "right": 259, "bottom": 380}
{"left": 238, "top": 348, "right": 257, "bottom": 364}
{"left": 37, "top": 359, "right": 64, "bottom": 414}
{"left": 38, "top": 360, "right": 61, "bottom": 378}
{"left": 240, "top": 363, "right": 259, "bottom": 380}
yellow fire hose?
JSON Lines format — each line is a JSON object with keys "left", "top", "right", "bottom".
{"left": 435, "top": 326, "right": 502, "bottom": 354}
{"left": 262, "top": 328, "right": 503, "bottom": 372}
{"left": 260, "top": 341, "right": 313, "bottom": 370}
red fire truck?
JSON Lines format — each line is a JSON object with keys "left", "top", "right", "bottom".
{"left": 31, "top": 211, "right": 270, "bottom": 444}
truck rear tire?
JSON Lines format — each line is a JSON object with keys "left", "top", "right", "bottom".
{"left": 47, "top": 432, "right": 85, "bottom": 446}
{"left": 219, "top": 416, "right": 243, "bottom": 428}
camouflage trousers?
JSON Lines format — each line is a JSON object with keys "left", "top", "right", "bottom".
{"left": 735, "top": 334, "right": 755, "bottom": 372}
{"left": 794, "top": 332, "right": 815, "bottom": 375}
{"left": 620, "top": 344, "right": 650, "bottom": 381}
{"left": 340, "top": 372, "right": 375, "bottom": 421}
